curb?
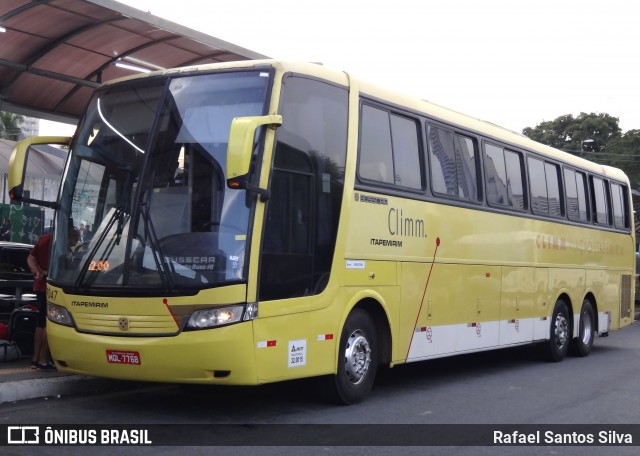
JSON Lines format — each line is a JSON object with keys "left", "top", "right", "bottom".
{"left": 0, "top": 376, "right": 142, "bottom": 405}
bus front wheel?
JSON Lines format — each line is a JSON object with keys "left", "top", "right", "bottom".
{"left": 570, "top": 300, "right": 595, "bottom": 357}
{"left": 543, "top": 300, "right": 571, "bottom": 362}
{"left": 324, "top": 309, "right": 378, "bottom": 405}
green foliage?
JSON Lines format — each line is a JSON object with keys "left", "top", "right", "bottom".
{"left": 0, "top": 111, "right": 24, "bottom": 141}
{"left": 522, "top": 112, "right": 621, "bottom": 152}
{"left": 522, "top": 113, "right": 640, "bottom": 189}
{"left": 606, "top": 130, "right": 640, "bottom": 188}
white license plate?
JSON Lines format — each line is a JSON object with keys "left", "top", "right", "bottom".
{"left": 106, "top": 350, "right": 141, "bottom": 365}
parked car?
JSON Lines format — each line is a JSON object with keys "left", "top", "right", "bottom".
{"left": 0, "top": 241, "right": 35, "bottom": 323}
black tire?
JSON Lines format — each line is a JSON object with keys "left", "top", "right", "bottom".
{"left": 570, "top": 300, "right": 595, "bottom": 357}
{"left": 323, "top": 309, "right": 378, "bottom": 405}
{"left": 543, "top": 300, "right": 571, "bottom": 362}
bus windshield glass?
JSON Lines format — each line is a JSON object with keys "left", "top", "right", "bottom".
{"left": 51, "top": 70, "right": 271, "bottom": 290}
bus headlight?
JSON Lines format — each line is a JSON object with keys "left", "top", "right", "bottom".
{"left": 186, "top": 305, "right": 247, "bottom": 329}
{"left": 47, "top": 303, "right": 74, "bottom": 327}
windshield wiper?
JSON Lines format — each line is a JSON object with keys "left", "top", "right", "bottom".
{"left": 74, "top": 207, "right": 126, "bottom": 288}
{"left": 138, "top": 197, "right": 175, "bottom": 290}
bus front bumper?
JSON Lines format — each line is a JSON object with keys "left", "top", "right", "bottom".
{"left": 47, "top": 320, "right": 259, "bottom": 385}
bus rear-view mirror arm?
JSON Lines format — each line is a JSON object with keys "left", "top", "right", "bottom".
{"left": 226, "top": 115, "right": 282, "bottom": 201}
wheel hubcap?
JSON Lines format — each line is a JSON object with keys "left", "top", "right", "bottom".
{"left": 555, "top": 313, "right": 569, "bottom": 349}
{"left": 344, "top": 329, "right": 371, "bottom": 385}
{"left": 581, "top": 310, "right": 593, "bottom": 345}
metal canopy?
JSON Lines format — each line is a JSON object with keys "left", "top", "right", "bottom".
{"left": 0, "top": 0, "right": 268, "bottom": 124}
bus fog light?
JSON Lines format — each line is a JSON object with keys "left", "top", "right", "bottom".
{"left": 47, "top": 303, "right": 74, "bottom": 327}
{"left": 187, "top": 305, "right": 244, "bottom": 329}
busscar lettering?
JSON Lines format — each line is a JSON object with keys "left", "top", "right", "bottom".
{"left": 357, "top": 194, "right": 388, "bottom": 205}
{"left": 165, "top": 256, "right": 217, "bottom": 264}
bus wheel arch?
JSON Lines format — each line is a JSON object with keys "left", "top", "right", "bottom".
{"left": 352, "top": 298, "right": 392, "bottom": 368}
{"left": 322, "top": 298, "right": 392, "bottom": 405}
{"left": 570, "top": 296, "right": 596, "bottom": 357}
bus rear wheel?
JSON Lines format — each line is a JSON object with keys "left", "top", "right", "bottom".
{"left": 543, "top": 300, "right": 570, "bottom": 362}
{"left": 323, "top": 309, "right": 378, "bottom": 405}
{"left": 570, "top": 300, "right": 595, "bottom": 357}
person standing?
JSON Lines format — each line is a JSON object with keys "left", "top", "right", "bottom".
{"left": 27, "top": 232, "right": 55, "bottom": 370}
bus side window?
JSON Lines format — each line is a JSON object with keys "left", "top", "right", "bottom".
{"left": 591, "top": 176, "right": 611, "bottom": 226}
{"left": 427, "top": 126, "right": 478, "bottom": 200}
{"left": 528, "top": 157, "right": 548, "bottom": 214}
{"left": 564, "top": 168, "right": 589, "bottom": 222}
{"left": 428, "top": 126, "right": 456, "bottom": 196}
{"left": 545, "top": 162, "right": 563, "bottom": 217}
{"left": 611, "top": 182, "right": 629, "bottom": 229}
{"left": 484, "top": 143, "right": 508, "bottom": 206}
{"left": 358, "top": 104, "right": 422, "bottom": 190}
{"left": 359, "top": 104, "right": 394, "bottom": 184}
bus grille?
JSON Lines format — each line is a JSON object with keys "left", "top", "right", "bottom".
{"left": 621, "top": 274, "right": 632, "bottom": 318}
{"left": 73, "top": 312, "right": 179, "bottom": 335}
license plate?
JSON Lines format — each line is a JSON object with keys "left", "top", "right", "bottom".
{"left": 106, "top": 350, "right": 141, "bottom": 365}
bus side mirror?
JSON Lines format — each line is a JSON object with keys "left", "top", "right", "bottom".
{"left": 9, "top": 136, "right": 71, "bottom": 205}
{"left": 226, "top": 115, "right": 282, "bottom": 190}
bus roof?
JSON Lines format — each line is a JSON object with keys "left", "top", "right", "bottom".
{"left": 103, "top": 59, "right": 629, "bottom": 184}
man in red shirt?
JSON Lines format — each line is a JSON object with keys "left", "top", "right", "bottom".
{"left": 27, "top": 233, "right": 54, "bottom": 370}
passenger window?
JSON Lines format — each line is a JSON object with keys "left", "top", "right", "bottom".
{"left": 484, "top": 143, "right": 524, "bottom": 210}
{"left": 359, "top": 105, "right": 393, "bottom": 184}
{"left": 428, "top": 126, "right": 478, "bottom": 200}
{"left": 545, "top": 162, "right": 562, "bottom": 216}
{"left": 456, "top": 135, "right": 479, "bottom": 200}
{"left": 359, "top": 105, "right": 422, "bottom": 189}
{"left": 575, "top": 172, "right": 588, "bottom": 221}
{"left": 504, "top": 150, "right": 525, "bottom": 210}
{"left": 528, "top": 158, "right": 563, "bottom": 217}
{"left": 390, "top": 114, "right": 422, "bottom": 189}
{"left": 429, "top": 127, "right": 456, "bottom": 196}
{"left": 611, "top": 182, "right": 628, "bottom": 229}
{"left": 591, "top": 176, "right": 610, "bottom": 225}
{"left": 484, "top": 143, "right": 507, "bottom": 206}
{"left": 564, "top": 168, "right": 589, "bottom": 222}
{"left": 528, "top": 158, "right": 547, "bottom": 214}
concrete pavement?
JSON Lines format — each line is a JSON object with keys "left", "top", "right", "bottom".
{"left": 0, "top": 357, "right": 142, "bottom": 405}
{"left": 2, "top": 305, "right": 639, "bottom": 405}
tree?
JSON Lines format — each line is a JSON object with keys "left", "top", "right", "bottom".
{"left": 522, "top": 112, "right": 621, "bottom": 154}
{"left": 522, "top": 112, "right": 640, "bottom": 190}
{"left": 606, "top": 129, "right": 640, "bottom": 188}
{"left": 0, "top": 111, "right": 24, "bottom": 141}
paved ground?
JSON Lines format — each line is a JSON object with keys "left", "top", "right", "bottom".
{"left": 0, "top": 356, "right": 141, "bottom": 404}
{"left": 2, "top": 304, "right": 639, "bottom": 405}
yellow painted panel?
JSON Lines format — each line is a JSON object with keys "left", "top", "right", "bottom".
{"left": 253, "top": 303, "right": 339, "bottom": 382}
{"left": 339, "top": 259, "right": 398, "bottom": 286}
{"left": 48, "top": 319, "right": 258, "bottom": 384}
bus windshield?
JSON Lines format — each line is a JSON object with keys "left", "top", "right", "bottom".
{"left": 51, "top": 70, "right": 271, "bottom": 291}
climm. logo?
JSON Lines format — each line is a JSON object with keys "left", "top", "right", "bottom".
{"left": 388, "top": 208, "right": 427, "bottom": 238}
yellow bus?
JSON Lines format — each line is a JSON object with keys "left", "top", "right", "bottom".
{"left": 9, "top": 60, "right": 635, "bottom": 404}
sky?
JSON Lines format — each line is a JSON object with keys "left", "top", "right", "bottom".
{"left": 41, "top": 0, "right": 640, "bottom": 136}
